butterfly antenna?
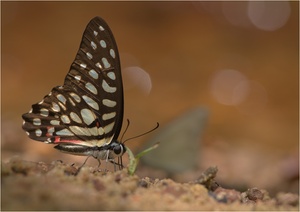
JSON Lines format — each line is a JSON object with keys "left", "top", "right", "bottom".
{"left": 123, "top": 122, "right": 159, "bottom": 144}
{"left": 120, "top": 119, "right": 130, "bottom": 142}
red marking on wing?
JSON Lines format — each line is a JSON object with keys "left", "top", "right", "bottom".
{"left": 54, "top": 136, "right": 61, "bottom": 143}
{"left": 46, "top": 126, "right": 53, "bottom": 137}
{"left": 53, "top": 137, "right": 86, "bottom": 145}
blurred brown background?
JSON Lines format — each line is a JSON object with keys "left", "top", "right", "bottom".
{"left": 2, "top": 2, "right": 298, "bottom": 194}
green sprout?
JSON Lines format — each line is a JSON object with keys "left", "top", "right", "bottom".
{"left": 126, "top": 142, "right": 159, "bottom": 175}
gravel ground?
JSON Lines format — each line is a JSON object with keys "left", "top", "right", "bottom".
{"left": 2, "top": 157, "right": 298, "bottom": 211}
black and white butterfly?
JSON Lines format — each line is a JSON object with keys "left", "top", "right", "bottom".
{"left": 22, "top": 17, "right": 126, "bottom": 169}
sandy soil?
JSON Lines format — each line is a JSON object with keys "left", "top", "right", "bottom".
{"left": 2, "top": 157, "right": 298, "bottom": 211}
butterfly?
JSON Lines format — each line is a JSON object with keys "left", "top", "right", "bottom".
{"left": 22, "top": 17, "right": 126, "bottom": 170}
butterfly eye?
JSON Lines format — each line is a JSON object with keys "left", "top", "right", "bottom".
{"left": 113, "top": 144, "right": 124, "bottom": 156}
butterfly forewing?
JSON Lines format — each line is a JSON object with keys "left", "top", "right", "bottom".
{"left": 22, "top": 17, "right": 123, "bottom": 148}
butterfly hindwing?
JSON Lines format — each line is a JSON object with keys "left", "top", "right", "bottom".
{"left": 22, "top": 17, "right": 123, "bottom": 148}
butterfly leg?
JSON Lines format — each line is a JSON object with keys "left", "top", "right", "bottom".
{"left": 108, "top": 159, "right": 117, "bottom": 171}
{"left": 94, "top": 158, "right": 104, "bottom": 172}
{"left": 108, "top": 158, "right": 123, "bottom": 171}
{"left": 103, "top": 150, "right": 110, "bottom": 172}
{"left": 75, "top": 156, "right": 91, "bottom": 176}
{"left": 113, "top": 159, "right": 117, "bottom": 171}
{"left": 115, "top": 157, "right": 123, "bottom": 171}
{"left": 97, "top": 158, "right": 101, "bottom": 168}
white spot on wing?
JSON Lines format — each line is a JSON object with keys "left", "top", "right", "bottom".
{"left": 81, "top": 108, "right": 95, "bottom": 125}
{"left": 61, "top": 115, "right": 70, "bottom": 124}
{"left": 35, "top": 129, "right": 42, "bottom": 137}
{"left": 56, "top": 129, "right": 74, "bottom": 136}
{"left": 57, "top": 94, "right": 67, "bottom": 104}
{"left": 70, "top": 126, "right": 99, "bottom": 136}
{"left": 70, "top": 112, "right": 82, "bottom": 124}
{"left": 47, "top": 127, "right": 55, "bottom": 136}
{"left": 50, "top": 120, "right": 60, "bottom": 125}
{"left": 70, "top": 92, "right": 81, "bottom": 103}
{"left": 52, "top": 102, "right": 60, "bottom": 112}
{"left": 98, "top": 127, "right": 104, "bottom": 135}
{"left": 91, "top": 41, "right": 97, "bottom": 50}
{"left": 86, "top": 52, "right": 93, "bottom": 60}
{"left": 33, "top": 118, "right": 41, "bottom": 126}
{"left": 40, "top": 108, "right": 49, "bottom": 117}
{"left": 99, "top": 26, "right": 105, "bottom": 31}
{"left": 89, "top": 69, "right": 98, "bottom": 79}
{"left": 75, "top": 75, "right": 81, "bottom": 82}
{"left": 107, "top": 72, "right": 116, "bottom": 80}
{"left": 85, "top": 82, "right": 98, "bottom": 95}
{"left": 100, "top": 40, "right": 107, "bottom": 48}
{"left": 80, "top": 63, "right": 87, "bottom": 69}
{"left": 58, "top": 102, "right": 66, "bottom": 111}
{"left": 68, "top": 97, "right": 75, "bottom": 106}
{"left": 102, "top": 99, "right": 117, "bottom": 107}
{"left": 96, "top": 62, "right": 102, "bottom": 69}
{"left": 102, "top": 112, "right": 116, "bottom": 121}
{"left": 110, "top": 49, "right": 115, "bottom": 58}
{"left": 102, "top": 80, "right": 117, "bottom": 93}
{"left": 104, "top": 122, "right": 115, "bottom": 134}
{"left": 102, "top": 57, "right": 111, "bottom": 68}
{"left": 82, "top": 95, "right": 99, "bottom": 110}
{"left": 93, "top": 30, "right": 98, "bottom": 36}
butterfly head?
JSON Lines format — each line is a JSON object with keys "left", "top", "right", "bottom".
{"left": 98, "top": 139, "right": 126, "bottom": 170}
{"left": 108, "top": 139, "right": 126, "bottom": 159}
